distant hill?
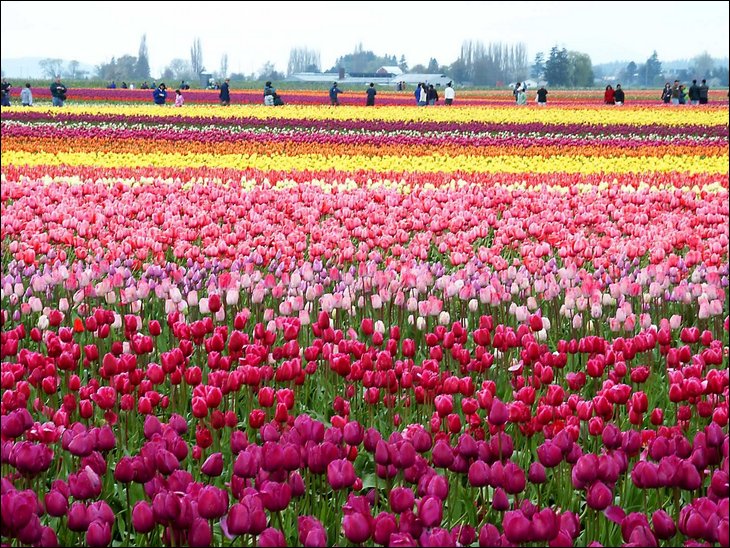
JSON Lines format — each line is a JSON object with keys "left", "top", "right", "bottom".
{"left": 1, "top": 57, "right": 96, "bottom": 79}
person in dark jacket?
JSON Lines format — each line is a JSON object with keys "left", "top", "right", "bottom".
{"left": 1, "top": 78, "right": 11, "bottom": 106}
{"left": 50, "top": 76, "right": 68, "bottom": 107}
{"left": 427, "top": 84, "right": 438, "bottom": 105}
{"left": 366, "top": 82, "right": 376, "bottom": 106}
{"left": 698, "top": 79, "right": 709, "bottom": 104}
{"left": 536, "top": 86, "right": 548, "bottom": 106}
{"left": 219, "top": 78, "right": 231, "bottom": 106}
{"left": 688, "top": 80, "right": 700, "bottom": 105}
{"left": 152, "top": 83, "right": 167, "bottom": 105}
{"left": 661, "top": 83, "right": 671, "bottom": 104}
{"left": 329, "top": 82, "right": 343, "bottom": 105}
{"left": 614, "top": 84, "right": 625, "bottom": 105}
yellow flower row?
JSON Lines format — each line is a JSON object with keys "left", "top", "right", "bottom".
{"left": 14, "top": 104, "right": 729, "bottom": 127}
{"left": 4, "top": 150, "right": 728, "bottom": 175}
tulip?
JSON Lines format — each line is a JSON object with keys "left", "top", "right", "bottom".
{"left": 342, "top": 512, "right": 372, "bottom": 544}
{"left": 389, "top": 487, "right": 415, "bottom": 514}
{"left": 373, "top": 512, "right": 398, "bottom": 546}
{"left": 503, "top": 510, "right": 532, "bottom": 544}
{"left": 298, "top": 516, "right": 327, "bottom": 547}
{"left": 586, "top": 481, "right": 613, "bottom": 510}
{"left": 479, "top": 523, "right": 502, "bottom": 547}
{"left": 67, "top": 502, "right": 91, "bottom": 532}
{"left": 189, "top": 517, "right": 212, "bottom": 547}
{"left": 201, "top": 452, "right": 224, "bottom": 477}
{"left": 86, "top": 520, "right": 112, "bottom": 547}
{"left": 418, "top": 496, "right": 443, "bottom": 528}
{"left": 44, "top": 490, "right": 68, "bottom": 517}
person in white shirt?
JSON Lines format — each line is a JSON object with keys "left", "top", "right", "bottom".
{"left": 444, "top": 82, "right": 455, "bottom": 105}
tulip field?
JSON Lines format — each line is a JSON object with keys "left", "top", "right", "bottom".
{"left": 1, "top": 93, "right": 729, "bottom": 547}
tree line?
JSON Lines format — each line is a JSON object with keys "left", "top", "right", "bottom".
{"left": 35, "top": 35, "right": 729, "bottom": 88}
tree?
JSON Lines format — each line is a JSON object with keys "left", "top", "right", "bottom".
{"left": 190, "top": 38, "right": 204, "bottom": 75}
{"left": 545, "top": 46, "right": 570, "bottom": 87}
{"left": 643, "top": 51, "right": 662, "bottom": 86}
{"left": 427, "top": 58, "right": 440, "bottom": 73}
{"left": 619, "top": 61, "right": 638, "bottom": 85}
{"left": 531, "top": 52, "right": 545, "bottom": 80}
{"left": 287, "top": 47, "right": 321, "bottom": 75}
{"left": 136, "top": 34, "right": 151, "bottom": 80}
{"left": 690, "top": 51, "right": 715, "bottom": 79}
{"left": 219, "top": 54, "right": 229, "bottom": 79}
{"left": 398, "top": 55, "right": 408, "bottom": 72}
{"left": 39, "top": 58, "right": 64, "bottom": 78}
{"left": 257, "top": 62, "right": 284, "bottom": 82}
{"left": 163, "top": 59, "right": 194, "bottom": 82}
{"left": 66, "top": 60, "right": 80, "bottom": 79}
{"left": 568, "top": 51, "right": 594, "bottom": 87}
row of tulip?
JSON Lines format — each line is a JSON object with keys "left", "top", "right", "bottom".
{"left": 1, "top": 102, "right": 728, "bottom": 547}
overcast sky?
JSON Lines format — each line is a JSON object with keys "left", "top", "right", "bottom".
{"left": 2, "top": 1, "right": 728, "bottom": 76}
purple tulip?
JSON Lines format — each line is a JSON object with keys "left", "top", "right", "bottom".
{"left": 631, "top": 460, "right": 659, "bottom": 489}
{"left": 258, "top": 527, "right": 287, "bottom": 547}
{"left": 44, "top": 490, "right": 68, "bottom": 517}
{"left": 86, "top": 520, "right": 112, "bottom": 547}
{"left": 17, "top": 513, "right": 42, "bottom": 545}
{"left": 327, "top": 458, "right": 356, "bottom": 490}
{"left": 132, "top": 500, "right": 155, "bottom": 533}
{"left": 451, "top": 524, "right": 476, "bottom": 546}
{"left": 532, "top": 508, "right": 560, "bottom": 541}
{"left": 69, "top": 466, "right": 102, "bottom": 500}
{"left": 528, "top": 462, "right": 547, "bottom": 484}
{"left": 68, "top": 432, "right": 95, "bottom": 457}
{"left": 651, "top": 509, "right": 676, "bottom": 540}
{"left": 155, "top": 448, "right": 179, "bottom": 475}
{"left": 260, "top": 481, "right": 292, "bottom": 512}
{"left": 420, "top": 527, "right": 455, "bottom": 547}
{"left": 586, "top": 481, "right": 613, "bottom": 510}
{"left": 113, "top": 456, "right": 135, "bottom": 483}
{"left": 201, "top": 452, "right": 224, "bottom": 477}
{"left": 479, "top": 523, "right": 502, "bottom": 547}
{"left": 389, "top": 486, "right": 415, "bottom": 514}
{"left": 573, "top": 454, "right": 599, "bottom": 487}
{"left": 1, "top": 408, "right": 33, "bottom": 438}
{"left": 298, "top": 516, "right": 327, "bottom": 547}
{"left": 344, "top": 421, "right": 365, "bottom": 446}
{"left": 373, "top": 512, "right": 398, "bottom": 546}
{"left": 423, "top": 474, "right": 449, "bottom": 500}
{"left": 189, "top": 517, "right": 212, "bottom": 547}
{"left": 343, "top": 511, "right": 372, "bottom": 544}
{"left": 230, "top": 431, "right": 249, "bottom": 454}
{"left": 503, "top": 462, "right": 526, "bottom": 494}
{"left": 537, "top": 441, "right": 563, "bottom": 468}
{"left": 488, "top": 399, "right": 509, "bottom": 426}
{"left": 197, "top": 485, "right": 229, "bottom": 519}
{"left": 241, "top": 494, "right": 267, "bottom": 535}
{"left": 503, "top": 510, "right": 532, "bottom": 544}
{"left": 389, "top": 532, "right": 418, "bottom": 547}
{"left": 418, "top": 496, "right": 443, "bottom": 528}
{"left": 67, "top": 502, "right": 91, "bottom": 532}
{"left": 226, "top": 503, "right": 251, "bottom": 536}
{"left": 468, "top": 460, "right": 491, "bottom": 487}
{"left": 39, "top": 526, "right": 59, "bottom": 548}
{"left": 492, "top": 487, "right": 510, "bottom": 511}
{"left": 152, "top": 491, "right": 181, "bottom": 526}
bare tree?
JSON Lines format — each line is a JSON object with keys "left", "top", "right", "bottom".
{"left": 190, "top": 38, "right": 204, "bottom": 75}
{"left": 67, "top": 60, "right": 80, "bottom": 79}
{"left": 39, "top": 58, "right": 64, "bottom": 78}
{"left": 219, "top": 53, "right": 229, "bottom": 79}
{"left": 287, "top": 47, "right": 321, "bottom": 75}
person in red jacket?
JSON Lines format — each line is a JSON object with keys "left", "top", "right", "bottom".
{"left": 604, "top": 85, "right": 615, "bottom": 105}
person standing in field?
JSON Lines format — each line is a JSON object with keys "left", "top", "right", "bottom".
{"left": 219, "top": 78, "right": 231, "bottom": 106}
{"left": 50, "top": 76, "right": 68, "bottom": 107}
{"left": 536, "top": 85, "right": 548, "bottom": 106}
{"left": 516, "top": 86, "right": 527, "bottom": 105}
{"left": 174, "top": 89, "right": 184, "bottom": 107}
{"left": 604, "top": 85, "right": 615, "bottom": 105}
{"left": 444, "top": 82, "right": 455, "bottom": 105}
{"left": 670, "top": 80, "right": 680, "bottom": 105}
{"left": 366, "top": 82, "right": 376, "bottom": 106}
{"left": 427, "top": 84, "right": 439, "bottom": 105}
{"left": 661, "top": 82, "right": 672, "bottom": 104}
{"left": 329, "top": 82, "right": 343, "bottom": 105}
{"left": 613, "top": 84, "right": 625, "bottom": 106}
{"left": 688, "top": 79, "right": 700, "bottom": 105}
{"left": 1, "top": 78, "right": 11, "bottom": 106}
{"left": 20, "top": 83, "right": 33, "bottom": 106}
{"left": 698, "top": 79, "right": 709, "bottom": 104}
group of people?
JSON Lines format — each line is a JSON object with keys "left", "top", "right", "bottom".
{"left": 1, "top": 78, "right": 34, "bottom": 106}
{"left": 150, "top": 83, "right": 185, "bottom": 107}
{"left": 512, "top": 82, "right": 549, "bottom": 106}
{"left": 603, "top": 84, "right": 626, "bottom": 105}
{"left": 661, "top": 79, "right": 710, "bottom": 105}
